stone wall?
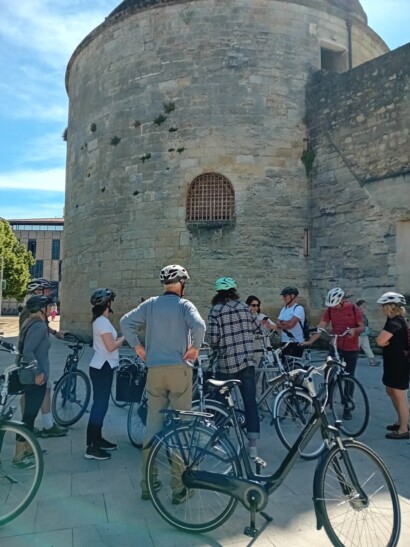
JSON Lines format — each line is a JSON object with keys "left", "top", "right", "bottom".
{"left": 62, "top": 0, "right": 388, "bottom": 334}
{"left": 306, "top": 43, "right": 410, "bottom": 328}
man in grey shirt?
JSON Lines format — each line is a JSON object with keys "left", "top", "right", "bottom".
{"left": 120, "top": 264, "right": 206, "bottom": 503}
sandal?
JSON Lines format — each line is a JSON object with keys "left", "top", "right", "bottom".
{"left": 385, "top": 430, "right": 410, "bottom": 440}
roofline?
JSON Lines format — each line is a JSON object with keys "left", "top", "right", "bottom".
{"left": 7, "top": 219, "right": 64, "bottom": 225}
{"left": 65, "top": 0, "right": 378, "bottom": 92}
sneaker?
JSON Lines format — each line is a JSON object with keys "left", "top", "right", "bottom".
{"left": 84, "top": 445, "right": 111, "bottom": 460}
{"left": 172, "top": 487, "right": 194, "bottom": 505}
{"left": 343, "top": 408, "right": 352, "bottom": 420}
{"left": 25, "top": 449, "right": 48, "bottom": 459}
{"left": 96, "top": 438, "right": 118, "bottom": 451}
{"left": 40, "top": 423, "right": 68, "bottom": 438}
{"left": 12, "top": 457, "right": 36, "bottom": 470}
{"left": 141, "top": 480, "right": 162, "bottom": 500}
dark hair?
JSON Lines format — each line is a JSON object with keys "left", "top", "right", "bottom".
{"left": 91, "top": 301, "right": 110, "bottom": 322}
{"left": 212, "top": 288, "right": 240, "bottom": 306}
{"left": 356, "top": 299, "right": 366, "bottom": 306}
{"left": 245, "top": 295, "right": 261, "bottom": 309}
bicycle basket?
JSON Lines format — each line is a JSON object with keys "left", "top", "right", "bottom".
{"left": 116, "top": 365, "right": 146, "bottom": 403}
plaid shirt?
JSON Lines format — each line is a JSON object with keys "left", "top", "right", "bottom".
{"left": 207, "top": 300, "right": 261, "bottom": 374}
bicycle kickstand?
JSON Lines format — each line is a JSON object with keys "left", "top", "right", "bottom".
{"left": 244, "top": 496, "right": 273, "bottom": 541}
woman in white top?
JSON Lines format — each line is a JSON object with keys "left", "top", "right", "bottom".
{"left": 85, "top": 288, "right": 124, "bottom": 461}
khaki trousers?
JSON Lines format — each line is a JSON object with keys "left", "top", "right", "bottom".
{"left": 140, "top": 364, "right": 192, "bottom": 492}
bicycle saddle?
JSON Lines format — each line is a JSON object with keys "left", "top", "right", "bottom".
{"left": 206, "top": 378, "right": 242, "bottom": 390}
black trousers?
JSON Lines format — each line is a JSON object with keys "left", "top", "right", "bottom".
{"left": 86, "top": 362, "right": 113, "bottom": 446}
{"left": 21, "top": 384, "right": 47, "bottom": 432}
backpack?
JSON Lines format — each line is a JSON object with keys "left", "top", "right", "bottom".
{"left": 295, "top": 304, "right": 310, "bottom": 340}
{"left": 116, "top": 365, "right": 146, "bottom": 403}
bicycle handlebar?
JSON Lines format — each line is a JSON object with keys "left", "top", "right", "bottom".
{"left": 63, "top": 332, "right": 91, "bottom": 345}
{"left": 313, "top": 327, "right": 351, "bottom": 338}
{"left": 0, "top": 338, "right": 18, "bottom": 354}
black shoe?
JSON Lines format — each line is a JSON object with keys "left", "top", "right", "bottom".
{"left": 96, "top": 438, "right": 118, "bottom": 451}
{"left": 172, "top": 487, "right": 194, "bottom": 505}
{"left": 84, "top": 445, "right": 111, "bottom": 460}
{"left": 342, "top": 409, "right": 352, "bottom": 420}
{"left": 386, "top": 423, "right": 400, "bottom": 431}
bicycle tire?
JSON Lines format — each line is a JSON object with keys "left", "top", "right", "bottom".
{"left": 315, "top": 440, "right": 401, "bottom": 547}
{"left": 127, "top": 396, "right": 147, "bottom": 448}
{"left": 110, "top": 358, "right": 132, "bottom": 408}
{"left": 0, "top": 421, "right": 44, "bottom": 525}
{"left": 273, "top": 387, "right": 325, "bottom": 460}
{"left": 330, "top": 375, "right": 370, "bottom": 437}
{"left": 52, "top": 370, "right": 91, "bottom": 426}
{"left": 146, "top": 423, "right": 240, "bottom": 533}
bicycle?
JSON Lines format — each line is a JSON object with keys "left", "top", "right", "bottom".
{"left": 51, "top": 333, "right": 92, "bottom": 427}
{"left": 146, "top": 365, "right": 401, "bottom": 546}
{"left": 272, "top": 328, "right": 370, "bottom": 459}
{"left": 0, "top": 337, "right": 44, "bottom": 525}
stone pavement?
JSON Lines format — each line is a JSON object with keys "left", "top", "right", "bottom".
{"left": 0, "top": 318, "right": 409, "bottom": 547}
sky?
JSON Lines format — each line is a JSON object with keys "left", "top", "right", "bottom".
{"left": 0, "top": 0, "right": 409, "bottom": 220}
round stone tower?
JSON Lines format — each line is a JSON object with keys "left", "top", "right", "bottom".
{"left": 62, "top": 0, "right": 388, "bottom": 332}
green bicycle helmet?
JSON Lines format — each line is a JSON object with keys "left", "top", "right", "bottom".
{"left": 214, "top": 277, "right": 237, "bottom": 291}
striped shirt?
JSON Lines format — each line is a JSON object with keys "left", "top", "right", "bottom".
{"left": 207, "top": 299, "right": 261, "bottom": 374}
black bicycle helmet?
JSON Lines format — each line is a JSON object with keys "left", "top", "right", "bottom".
{"left": 27, "top": 278, "right": 53, "bottom": 293}
{"left": 26, "top": 295, "right": 55, "bottom": 313}
{"left": 280, "top": 286, "right": 299, "bottom": 296}
{"left": 90, "top": 288, "right": 116, "bottom": 306}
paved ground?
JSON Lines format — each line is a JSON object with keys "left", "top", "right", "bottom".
{"left": 0, "top": 316, "right": 409, "bottom": 547}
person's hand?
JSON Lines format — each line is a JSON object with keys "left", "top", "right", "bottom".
{"left": 184, "top": 346, "right": 199, "bottom": 362}
{"left": 117, "top": 336, "right": 125, "bottom": 347}
{"left": 135, "top": 344, "right": 146, "bottom": 362}
{"left": 35, "top": 373, "right": 45, "bottom": 385}
{"left": 299, "top": 340, "right": 312, "bottom": 347}
{"left": 261, "top": 319, "right": 276, "bottom": 330}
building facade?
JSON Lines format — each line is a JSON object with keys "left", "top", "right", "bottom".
{"left": 62, "top": 0, "right": 409, "bottom": 334}
{"left": 2, "top": 219, "right": 64, "bottom": 314}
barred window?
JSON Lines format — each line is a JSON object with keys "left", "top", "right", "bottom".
{"left": 186, "top": 173, "right": 235, "bottom": 225}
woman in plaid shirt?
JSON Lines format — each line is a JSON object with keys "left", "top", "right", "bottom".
{"left": 207, "top": 277, "right": 261, "bottom": 458}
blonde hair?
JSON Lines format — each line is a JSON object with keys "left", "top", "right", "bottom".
{"left": 383, "top": 303, "right": 406, "bottom": 318}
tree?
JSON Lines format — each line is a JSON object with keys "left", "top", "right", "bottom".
{"left": 0, "top": 219, "right": 34, "bottom": 301}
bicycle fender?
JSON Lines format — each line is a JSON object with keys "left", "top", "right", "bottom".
{"left": 312, "top": 448, "right": 332, "bottom": 530}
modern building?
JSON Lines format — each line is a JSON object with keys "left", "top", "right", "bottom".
{"left": 2, "top": 219, "right": 64, "bottom": 314}
{"left": 62, "top": 0, "right": 409, "bottom": 334}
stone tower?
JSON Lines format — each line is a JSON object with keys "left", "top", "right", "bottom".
{"left": 62, "top": 0, "right": 390, "bottom": 332}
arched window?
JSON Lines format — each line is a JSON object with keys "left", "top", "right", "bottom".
{"left": 186, "top": 173, "right": 235, "bottom": 226}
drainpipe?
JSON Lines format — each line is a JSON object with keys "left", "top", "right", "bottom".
{"left": 346, "top": 17, "right": 353, "bottom": 70}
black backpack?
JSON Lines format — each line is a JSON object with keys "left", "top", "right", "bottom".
{"left": 295, "top": 304, "right": 310, "bottom": 340}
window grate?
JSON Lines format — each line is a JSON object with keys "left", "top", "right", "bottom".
{"left": 186, "top": 173, "right": 235, "bottom": 222}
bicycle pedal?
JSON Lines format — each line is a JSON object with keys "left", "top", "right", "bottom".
{"left": 244, "top": 526, "right": 259, "bottom": 538}
{"left": 254, "top": 456, "right": 267, "bottom": 468}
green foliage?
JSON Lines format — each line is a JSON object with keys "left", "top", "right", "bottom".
{"left": 153, "top": 114, "right": 167, "bottom": 126}
{"left": 163, "top": 101, "right": 175, "bottom": 114}
{"left": 133, "top": 120, "right": 142, "bottom": 128}
{"left": 301, "top": 149, "right": 316, "bottom": 177}
{"left": 90, "top": 123, "right": 97, "bottom": 132}
{"left": 62, "top": 128, "right": 68, "bottom": 142}
{"left": 177, "top": 147, "right": 185, "bottom": 154}
{"left": 168, "top": 127, "right": 178, "bottom": 133}
{"left": 0, "top": 219, "right": 34, "bottom": 300}
{"left": 110, "top": 136, "right": 121, "bottom": 146}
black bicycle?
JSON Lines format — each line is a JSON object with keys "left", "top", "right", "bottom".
{"left": 0, "top": 337, "right": 44, "bottom": 525}
{"left": 146, "top": 364, "right": 400, "bottom": 546}
{"left": 51, "top": 333, "right": 91, "bottom": 426}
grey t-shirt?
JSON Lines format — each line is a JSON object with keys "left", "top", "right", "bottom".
{"left": 20, "top": 319, "right": 51, "bottom": 379}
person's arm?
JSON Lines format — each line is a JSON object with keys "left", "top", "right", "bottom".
{"left": 22, "top": 323, "right": 47, "bottom": 383}
{"left": 300, "top": 319, "right": 328, "bottom": 346}
{"left": 277, "top": 315, "right": 299, "bottom": 330}
{"left": 120, "top": 305, "right": 146, "bottom": 351}
{"left": 207, "top": 310, "right": 220, "bottom": 349}
{"left": 183, "top": 302, "right": 206, "bottom": 350}
{"left": 376, "top": 330, "right": 392, "bottom": 347}
{"left": 100, "top": 332, "right": 125, "bottom": 352}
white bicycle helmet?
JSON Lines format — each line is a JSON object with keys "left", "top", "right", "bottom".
{"left": 27, "top": 278, "right": 52, "bottom": 293}
{"left": 325, "top": 287, "right": 345, "bottom": 307}
{"left": 376, "top": 292, "right": 406, "bottom": 306}
{"left": 160, "top": 264, "right": 190, "bottom": 284}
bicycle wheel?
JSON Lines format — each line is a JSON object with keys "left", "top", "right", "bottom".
{"left": 330, "top": 375, "right": 369, "bottom": 437}
{"left": 147, "top": 423, "right": 240, "bottom": 533}
{"left": 110, "top": 359, "right": 132, "bottom": 408}
{"left": 315, "top": 440, "right": 401, "bottom": 547}
{"left": 52, "top": 370, "right": 91, "bottom": 426}
{"left": 127, "top": 395, "right": 147, "bottom": 448}
{"left": 273, "top": 387, "right": 325, "bottom": 460}
{"left": 0, "top": 421, "right": 44, "bottom": 525}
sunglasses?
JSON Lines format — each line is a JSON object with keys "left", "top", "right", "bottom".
{"left": 250, "top": 303, "right": 259, "bottom": 308}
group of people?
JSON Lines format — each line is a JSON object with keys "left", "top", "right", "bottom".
{"left": 14, "top": 269, "right": 410, "bottom": 494}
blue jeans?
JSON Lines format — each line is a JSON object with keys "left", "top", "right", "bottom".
{"left": 217, "top": 366, "right": 260, "bottom": 439}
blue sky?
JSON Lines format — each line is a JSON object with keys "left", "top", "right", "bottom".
{"left": 0, "top": 0, "right": 409, "bottom": 220}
